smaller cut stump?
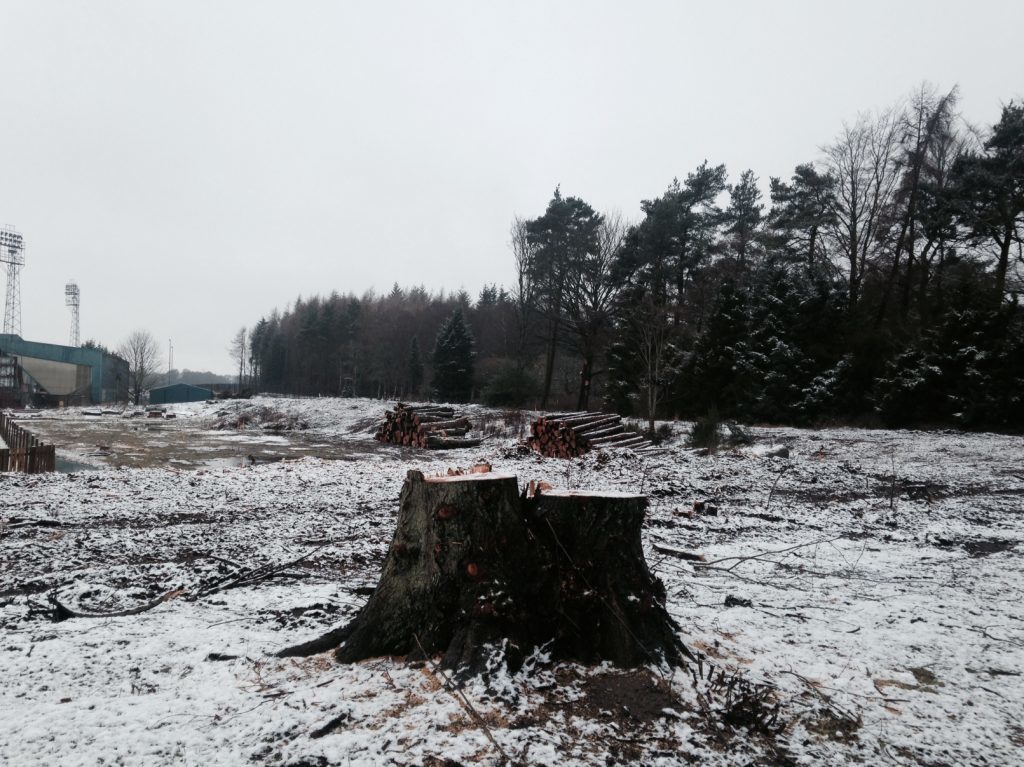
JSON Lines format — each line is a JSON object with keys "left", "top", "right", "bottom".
{"left": 281, "top": 470, "right": 686, "bottom": 671}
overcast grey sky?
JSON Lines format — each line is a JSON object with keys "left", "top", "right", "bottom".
{"left": 1, "top": 1, "right": 1021, "bottom": 373}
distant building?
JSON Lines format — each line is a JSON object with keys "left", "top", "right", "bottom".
{"left": 148, "top": 383, "right": 214, "bottom": 405}
{"left": 0, "top": 352, "right": 23, "bottom": 408}
{"left": 0, "top": 334, "right": 128, "bottom": 406}
{"left": 195, "top": 382, "right": 236, "bottom": 395}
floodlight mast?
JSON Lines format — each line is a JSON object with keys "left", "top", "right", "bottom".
{"left": 0, "top": 226, "right": 25, "bottom": 337}
{"left": 65, "top": 281, "right": 81, "bottom": 346}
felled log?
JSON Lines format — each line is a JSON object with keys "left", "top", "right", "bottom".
{"left": 279, "top": 471, "right": 686, "bottom": 672}
{"left": 527, "top": 411, "right": 658, "bottom": 458}
{"left": 375, "top": 403, "right": 478, "bottom": 450}
{"left": 425, "top": 436, "right": 483, "bottom": 449}
{"left": 420, "top": 417, "right": 471, "bottom": 432}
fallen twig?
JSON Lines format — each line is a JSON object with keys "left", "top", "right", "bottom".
{"left": 47, "top": 544, "right": 330, "bottom": 622}
{"left": 695, "top": 536, "right": 845, "bottom": 572}
{"left": 189, "top": 544, "right": 330, "bottom": 601}
{"left": 310, "top": 711, "right": 350, "bottom": 739}
{"left": 49, "top": 589, "right": 184, "bottom": 622}
{"left": 4, "top": 517, "right": 63, "bottom": 529}
{"left": 652, "top": 541, "right": 706, "bottom": 562}
{"left": 413, "top": 634, "right": 509, "bottom": 766}
{"left": 765, "top": 466, "right": 789, "bottom": 513}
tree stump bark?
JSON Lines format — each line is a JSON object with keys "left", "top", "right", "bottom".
{"left": 280, "top": 470, "right": 685, "bottom": 671}
{"left": 527, "top": 490, "right": 684, "bottom": 666}
{"left": 333, "top": 470, "right": 537, "bottom": 669}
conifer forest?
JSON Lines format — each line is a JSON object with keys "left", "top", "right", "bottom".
{"left": 249, "top": 87, "right": 1024, "bottom": 432}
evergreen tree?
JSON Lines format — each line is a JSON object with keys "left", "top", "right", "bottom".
{"left": 741, "top": 269, "right": 814, "bottom": 422}
{"left": 477, "top": 284, "right": 498, "bottom": 307}
{"left": 685, "top": 281, "right": 750, "bottom": 416}
{"left": 873, "top": 301, "right": 1024, "bottom": 429}
{"left": 614, "top": 162, "right": 727, "bottom": 310}
{"left": 407, "top": 335, "right": 424, "bottom": 398}
{"left": 766, "top": 164, "right": 836, "bottom": 268}
{"left": 432, "top": 308, "right": 475, "bottom": 403}
{"left": 723, "top": 169, "right": 764, "bottom": 267}
{"left": 527, "top": 188, "right": 603, "bottom": 408}
{"left": 950, "top": 102, "right": 1024, "bottom": 302}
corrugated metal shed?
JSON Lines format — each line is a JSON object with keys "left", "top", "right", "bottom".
{"left": 148, "top": 383, "right": 214, "bottom": 404}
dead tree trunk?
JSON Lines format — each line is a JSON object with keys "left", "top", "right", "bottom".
{"left": 279, "top": 470, "right": 685, "bottom": 671}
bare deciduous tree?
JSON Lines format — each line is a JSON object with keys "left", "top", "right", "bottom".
{"left": 566, "top": 211, "right": 625, "bottom": 409}
{"left": 509, "top": 216, "right": 537, "bottom": 369}
{"left": 824, "top": 105, "right": 903, "bottom": 308}
{"left": 229, "top": 327, "right": 247, "bottom": 392}
{"left": 618, "top": 290, "right": 683, "bottom": 436}
{"left": 117, "top": 330, "right": 162, "bottom": 405}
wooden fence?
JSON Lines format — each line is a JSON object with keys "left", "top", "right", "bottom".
{"left": 0, "top": 412, "right": 56, "bottom": 473}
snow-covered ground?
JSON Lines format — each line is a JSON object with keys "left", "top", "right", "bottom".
{"left": 1, "top": 397, "right": 1022, "bottom": 765}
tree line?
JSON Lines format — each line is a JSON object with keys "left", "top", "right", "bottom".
{"left": 247, "top": 85, "right": 1024, "bottom": 432}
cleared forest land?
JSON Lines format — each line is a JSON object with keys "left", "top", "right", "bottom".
{"left": 1, "top": 398, "right": 1022, "bottom": 766}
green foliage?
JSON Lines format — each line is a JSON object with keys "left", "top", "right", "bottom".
{"left": 481, "top": 361, "right": 538, "bottom": 407}
{"left": 723, "top": 169, "right": 764, "bottom": 262}
{"left": 432, "top": 308, "right": 475, "bottom": 403}
{"left": 81, "top": 339, "right": 109, "bottom": 353}
{"left": 688, "top": 409, "right": 723, "bottom": 452}
{"left": 873, "top": 304, "right": 1024, "bottom": 429}
{"left": 766, "top": 164, "right": 836, "bottom": 266}
{"left": 407, "top": 335, "right": 424, "bottom": 397}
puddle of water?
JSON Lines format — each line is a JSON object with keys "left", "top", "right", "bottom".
{"left": 23, "top": 414, "right": 389, "bottom": 472}
{"left": 56, "top": 457, "right": 106, "bottom": 474}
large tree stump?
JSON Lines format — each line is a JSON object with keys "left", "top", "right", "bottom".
{"left": 527, "top": 490, "right": 683, "bottom": 666}
{"left": 334, "top": 470, "right": 538, "bottom": 669}
{"left": 280, "top": 470, "right": 685, "bottom": 671}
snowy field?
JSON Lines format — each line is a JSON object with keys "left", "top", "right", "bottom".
{"left": 1, "top": 397, "right": 1022, "bottom": 766}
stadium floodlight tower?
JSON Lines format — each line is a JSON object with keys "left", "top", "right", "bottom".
{"left": 1, "top": 225, "right": 25, "bottom": 337}
{"left": 65, "top": 281, "right": 81, "bottom": 347}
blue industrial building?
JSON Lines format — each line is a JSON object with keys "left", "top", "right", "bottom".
{"left": 148, "top": 383, "right": 214, "bottom": 405}
{"left": 0, "top": 334, "right": 128, "bottom": 406}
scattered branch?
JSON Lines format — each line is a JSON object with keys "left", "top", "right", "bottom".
{"left": 695, "top": 536, "right": 845, "bottom": 573}
{"left": 47, "top": 544, "right": 329, "bottom": 622}
{"left": 413, "top": 634, "right": 510, "bottom": 766}
{"left": 765, "top": 466, "right": 789, "bottom": 513}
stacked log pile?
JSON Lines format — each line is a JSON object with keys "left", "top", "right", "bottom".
{"left": 375, "top": 403, "right": 482, "bottom": 450}
{"left": 527, "top": 411, "right": 658, "bottom": 458}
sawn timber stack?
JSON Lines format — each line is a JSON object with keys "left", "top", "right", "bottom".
{"left": 528, "top": 411, "right": 659, "bottom": 458}
{"left": 375, "top": 403, "right": 482, "bottom": 450}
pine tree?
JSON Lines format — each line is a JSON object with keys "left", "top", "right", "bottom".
{"left": 723, "top": 169, "right": 764, "bottom": 267}
{"left": 766, "top": 164, "right": 836, "bottom": 268}
{"left": 686, "top": 281, "right": 750, "bottom": 416}
{"left": 741, "top": 269, "right": 814, "bottom": 422}
{"left": 407, "top": 335, "right": 424, "bottom": 398}
{"left": 951, "top": 101, "right": 1024, "bottom": 302}
{"left": 527, "top": 188, "right": 603, "bottom": 408}
{"left": 432, "top": 308, "right": 475, "bottom": 403}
